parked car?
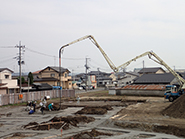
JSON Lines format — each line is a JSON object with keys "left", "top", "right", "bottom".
{"left": 82, "top": 85, "right": 95, "bottom": 90}
{"left": 78, "top": 86, "right": 83, "bottom": 90}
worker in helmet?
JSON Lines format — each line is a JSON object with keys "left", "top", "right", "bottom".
{"left": 48, "top": 103, "right": 54, "bottom": 111}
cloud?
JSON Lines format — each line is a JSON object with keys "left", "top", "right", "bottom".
{"left": 1, "top": 0, "right": 185, "bottom": 72}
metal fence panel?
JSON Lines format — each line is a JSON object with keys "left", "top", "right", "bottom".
{"left": 0, "top": 89, "right": 75, "bottom": 106}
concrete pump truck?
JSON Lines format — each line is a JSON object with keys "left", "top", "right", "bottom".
{"left": 59, "top": 35, "right": 185, "bottom": 102}
{"left": 115, "top": 51, "right": 185, "bottom": 102}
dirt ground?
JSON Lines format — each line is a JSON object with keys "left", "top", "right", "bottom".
{"left": 55, "top": 91, "right": 185, "bottom": 138}
{"left": 1, "top": 90, "right": 185, "bottom": 138}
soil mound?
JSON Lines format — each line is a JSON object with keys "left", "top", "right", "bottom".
{"left": 45, "top": 103, "right": 68, "bottom": 111}
{"left": 24, "top": 115, "right": 95, "bottom": 130}
{"left": 75, "top": 106, "right": 113, "bottom": 115}
{"left": 64, "top": 128, "right": 112, "bottom": 139}
{"left": 36, "top": 103, "right": 68, "bottom": 111}
{"left": 4, "top": 132, "right": 29, "bottom": 139}
{"left": 161, "top": 93, "right": 185, "bottom": 118}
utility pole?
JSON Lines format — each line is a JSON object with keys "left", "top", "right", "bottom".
{"left": 97, "top": 68, "right": 100, "bottom": 87}
{"left": 85, "top": 57, "right": 90, "bottom": 91}
{"left": 143, "top": 60, "right": 145, "bottom": 74}
{"left": 16, "top": 41, "right": 25, "bottom": 94}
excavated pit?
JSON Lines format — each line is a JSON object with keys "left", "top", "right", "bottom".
{"left": 63, "top": 128, "right": 113, "bottom": 139}
{"left": 24, "top": 115, "right": 95, "bottom": 130}
{"left": 36, "top": 103, "right": 68, "bottom": 111}
{"left": 115, "top": 121, "right": 185, "bottom": 138}
{"left": 3, "top": 132, "right": 37, "bottom": 139}
{"left": 75, "top": 105, "right": 113, "bottom": 115}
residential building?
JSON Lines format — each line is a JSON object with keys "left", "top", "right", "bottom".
{"left": 133, "top": 73, "right": 176, "bottom": 85}
{"left": 138, "top": 67, "right": 166, "bottom": 75}
{"left": 117, "top": 72, "right": 139, "bottom": 86}
{"left": 33, "top": 66, "right": 72, "bottom": 89}
{"left": 75, "top": 71, "right": 111, "bottom": 87}
{"left": 0, "top": 68, "right": 19, "bottom": 94}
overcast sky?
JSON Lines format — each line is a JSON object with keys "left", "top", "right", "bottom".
{"left": 1, "top": 0, "right": 185, "bottom": 73}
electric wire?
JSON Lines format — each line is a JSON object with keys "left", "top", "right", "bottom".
{"left": 0, "top": 46, "right": 16, "bottom": 48}
{"left": 0, "top": 57, "right": 16, "bottom": 63}
{"left": 26, "top": 47, "right": 84, "bottom": 60}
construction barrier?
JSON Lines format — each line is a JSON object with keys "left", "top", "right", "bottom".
{"left": 0, "top": 89, "right": 75, "bottom": 106}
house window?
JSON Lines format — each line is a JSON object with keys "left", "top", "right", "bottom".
{"left": 5, "top": 75, "right": 9, "bottom": 79}
{"left": 51, "top": 74, "right": 55, "bottom": 77}
{"left": 65, "top": 73, "right": 67, "bottom": 78}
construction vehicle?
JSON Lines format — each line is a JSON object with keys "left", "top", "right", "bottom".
{"left": 59, "top": 35, "right": 118, "bottom": 72}
{"left": 116, "top": 51, "right": 185, "bottom": 102}
{"left": 59, "top": 35, "right": 185, "bottom": 102}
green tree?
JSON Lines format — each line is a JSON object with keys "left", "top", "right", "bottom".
{"left": 17, "top": 76, "right": 25, "bottom": 85}
{"left": 28, "top": 72, "right": 34, "bottom": 85}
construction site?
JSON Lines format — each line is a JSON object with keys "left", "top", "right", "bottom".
{"left": 0, "top": 90, "right": 185, "bottom": 139}
{"left": 1, "top": 36, "right": 185, "bottom": 139}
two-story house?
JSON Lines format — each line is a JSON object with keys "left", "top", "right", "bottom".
{"left": 0, "top": 68, "right": 19, "bottom": 94}
{"left": 33, "top": 66, "right": 72, "bottom": 89}
{"left": 138, "top": 67, "right": 166, "bottom": 75}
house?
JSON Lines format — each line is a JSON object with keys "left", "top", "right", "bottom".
{"left": 138, "top": 67, "right": 166, "bottom": 75}
{"left": 75, "top": 70, "right": 112, "bottom": 87}
{"left": 33, "top": 66, "right": 72, "bottom": 89}
{"left": 117, "top": 72, "right": 139, "bottom": 86}
{"left": 133, "top": 73, "right": 176, "bottom": 85}
{"left": 0, "top": 68, "right": 19, "bottom": 94}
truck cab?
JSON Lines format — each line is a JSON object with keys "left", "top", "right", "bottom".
{"left": 164, "top": 85, "right": 184, "bottom": 102}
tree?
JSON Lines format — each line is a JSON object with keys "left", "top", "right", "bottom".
{"left": 17, "top": 76, "right": 25, "bottom": 85}
{"left": 28, "top": 72, "right": 34, "bottom": 85}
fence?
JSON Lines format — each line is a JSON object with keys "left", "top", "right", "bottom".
{"left": 0, "top": 89, "right": 75, "bottom": 106}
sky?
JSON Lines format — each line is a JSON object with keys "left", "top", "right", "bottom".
{"left": 1, "top": 0, "right": 185, "bottom": 74}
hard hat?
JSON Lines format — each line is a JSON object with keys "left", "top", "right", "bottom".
{"left": 51, "top": 103, "right": 53, "bottom": 105}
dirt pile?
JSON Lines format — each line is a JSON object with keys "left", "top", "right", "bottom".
{"left": 64, "top": 128, "right": 113, "bottom": 139}
{"left": 4, "top": 132, "right": 33, "bottom": 139}
{"left": 161, "top": 93, "right": 185, "bottom": 119}
{"left": 75, "top": 105, "right": 113, "bottom": 115}
{"left": 36, "top": 103, "right": 68, "bottom": 111}
{"left": 45, "top": 103, "right": 68, "bottom": 111}
{"left": 115, "top": 121, "right": 185, "bottom": 138}
{"left": 24, "top": 115, "right": 95, "bottom": 130}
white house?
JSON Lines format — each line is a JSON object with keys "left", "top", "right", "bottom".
{"left": 0, "top": 68, "right": 19, "bottom": 94}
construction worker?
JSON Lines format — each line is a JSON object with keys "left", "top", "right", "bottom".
{"left": 48, "top": 103, "right": 54, "bottom": 111}
{"left": 77, "top": 96, "right": 80, "bottom": 103}
{"left": 28, "top": 108, "right": 34, "bottom": 114}
{"left": 32, "top": 101, "right": 36, "bottom": 112}
{"left": 39, "top": 101, "right": 45, "bottom": 114}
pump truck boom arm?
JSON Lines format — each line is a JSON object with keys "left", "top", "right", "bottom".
{"left": 117, "top": 51, "right": 185, "bottom": 89}
{"left": 59, "top": 35, "right": 118, "bottom": 72}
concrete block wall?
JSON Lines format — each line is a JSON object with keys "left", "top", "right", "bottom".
{"left": 113, "top": 89, "right": 165, "bottom": 97}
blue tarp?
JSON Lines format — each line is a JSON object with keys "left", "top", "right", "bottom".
{"left": 52, "top": 86, "right": 62, "bottom": 90}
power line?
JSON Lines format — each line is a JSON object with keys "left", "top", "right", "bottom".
{"left": 0, "top": 57, "right": 15, "bottom": 63}
{"left": 0, "top": 46, "right": 15, "bottom": 48}
{"left": 90, "top": 59, "right": 110, "bottom": 69}
{"left": 26, "top": 48, "right": 55, "bottom": 58}
{"left": 26, "top": 47, "right": 84, "bottom": 60}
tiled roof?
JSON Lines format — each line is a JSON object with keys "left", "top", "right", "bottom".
{"left": 32, "top": 70, "right": 42, "bottom": 74}
{"left": 0, "top": 68, "right": 13, "bottom": 73}
{"left": 34, "top": 77, "right": 58, "bottom": 82}
{"left": 138, "top": 67, "right": 165, "bottom": 74}
{"left": 134, "top": 73, "right": 175, "bottom": 84}
{"left": 40, "top": 66, "right": 70, "bottom": 73}
{"left": 122, "top": 84, "right": 165, "bottom": 90}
